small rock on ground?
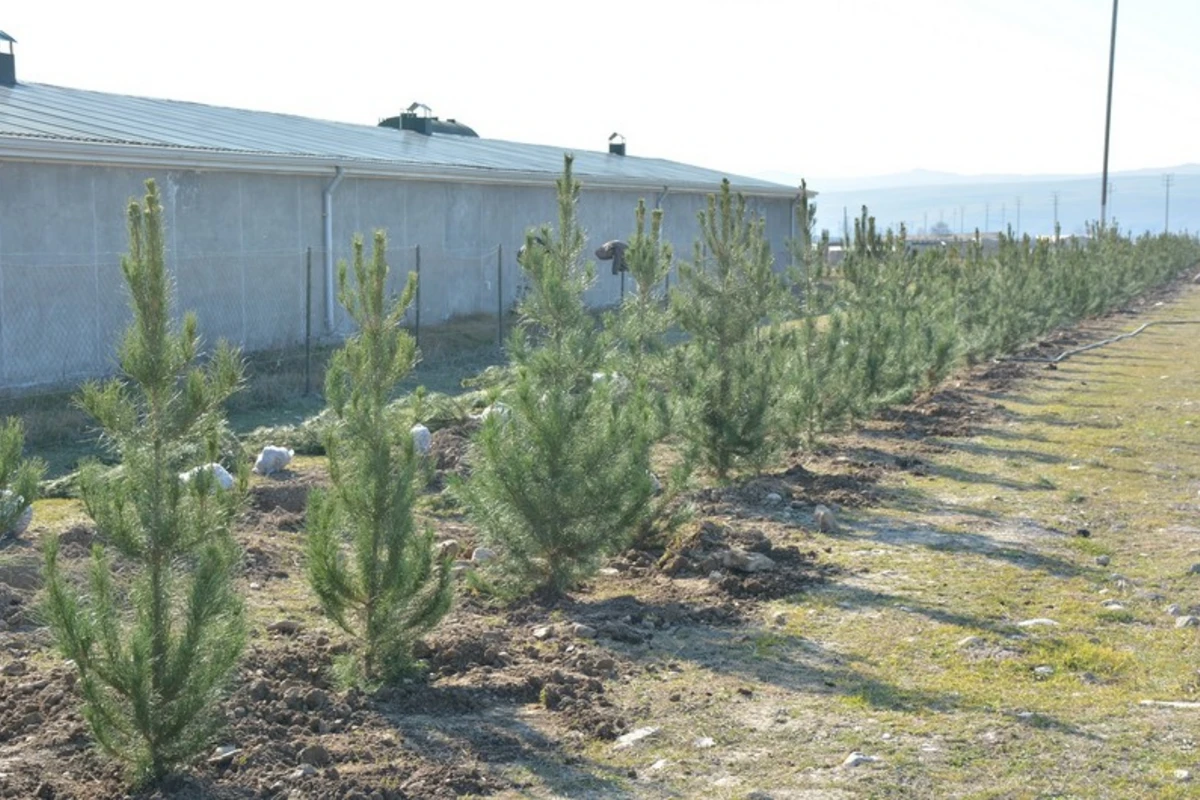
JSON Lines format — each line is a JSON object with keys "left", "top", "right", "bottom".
{"left": 1176, "top": 769, "right": 1192, "bottom": 782}
{"left": 842, "top": 752, "right": 879, "bottom": 768}
{"left": 814, "top": 504, "right": 840, "bottom": 533}
{"left": 1095, "top": 555, "right": 1110, "bottom": 566}
{"left": 471, "top": 547, "right": 497, "bottom": 563}
{"left": 572, "top": 623, "right": 597, "bottom": 639}
{"left": 614, "top": 727, "right": 659, "bottom": 749}
{"left": 1174, "top": 616, "right": 1199, "bottom": 628}
{"left": 533, "top": 625, "right": 554, "bottom": 640}
{"left": 957, "top": 636, "right": 984, "bottom": 649}
{"left": 298, "top": 744, "right": 331, "bottom": 767}
{"left": 1017, "top": 618, "right": 1060, "bottom": 628}
{"left": 1166, "top": 604, "right": 1182, "bottom": 616}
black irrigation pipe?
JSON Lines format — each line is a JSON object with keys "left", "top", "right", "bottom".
{"left": 998, "top": 319, "right": 1200, "bottom": 366}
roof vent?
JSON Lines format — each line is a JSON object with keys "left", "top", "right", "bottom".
{"left": 0, "top": 32, "right": 15, "bottom": 87}
{"left": 377, "top": 101, "right": 479, "bottom": 137}
{"left": 608, "top": 132, "right": 626, "bottom": 156}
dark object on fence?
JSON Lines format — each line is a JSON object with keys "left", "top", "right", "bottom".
{"left": 517, "top": 234, "right": 549, "bottom": 266}
{"left": 595, "top": 240, "right": 628, "bottom": 275}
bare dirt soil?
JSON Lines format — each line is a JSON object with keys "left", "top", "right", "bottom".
{"left": 3, "top": 276, "right": 1200, "bottom": 798}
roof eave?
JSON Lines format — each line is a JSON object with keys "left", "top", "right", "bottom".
{"left": 0, "top": 136, "right": 812, "bottom": 198}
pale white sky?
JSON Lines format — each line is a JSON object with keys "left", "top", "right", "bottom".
{"left": 5, "top": 0, "right": 1198, "bottom": 181}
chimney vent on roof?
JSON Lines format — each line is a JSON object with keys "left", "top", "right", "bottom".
{"left": 0, "top": 31, "right": 16, "bottom": 87}
{"left": 608, "top": 132, "right": 626, "bottom": 156}
{"left": 377, "top": 102, "right": 479, "bottom": 137}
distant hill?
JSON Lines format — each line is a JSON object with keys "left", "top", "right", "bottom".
{"left": 758, "top": 166, "right": 1200, "bottom": 239}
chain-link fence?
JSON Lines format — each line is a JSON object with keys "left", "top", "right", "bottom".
{"left": 0, "top": 242, "right": 539, "bottom": 403}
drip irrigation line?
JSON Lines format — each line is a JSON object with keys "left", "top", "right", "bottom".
{"left": 999, "top": 320, "right": 1200, "bottom": 365}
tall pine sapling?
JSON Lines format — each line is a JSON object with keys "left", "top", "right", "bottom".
{"left": 306, "top": 231, "right": 452, "bottom": 685}
{"left": 42, "top": 179, "right": 247, "bottom": 785}
{"left": 0, "top": 418, "right": 44, "bottom": 537}
{"left": 671, "top": 180, "right": 786, "bottom": 478}
{"left": 457, "top": 155, "right": 655, "bottom": 596}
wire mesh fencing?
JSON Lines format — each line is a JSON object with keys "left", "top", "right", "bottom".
{"left": 0, "top": 242, "right": 531, "bottom": 405}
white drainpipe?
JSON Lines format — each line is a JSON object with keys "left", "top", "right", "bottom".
{"left": 322, "top": 167, "right": 346, "bottom": 332}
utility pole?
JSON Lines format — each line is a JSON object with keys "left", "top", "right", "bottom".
{"left": 1100, "top": 0, "right": 1119, "bottom": 227}
{"left": 843, "top": 206, "right": 849, "bottom": 245}
{"left": 1052, "top": 192, "right": 1059, "bottom": 231}
{"left": 1163, "top": 174, "right": 1173, "bottom": 233}
{"left": 1015, "top": 197, "right": 1022, "bottom": 237}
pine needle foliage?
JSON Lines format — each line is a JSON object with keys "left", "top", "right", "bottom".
{"left": 609, "top": 199, "right": 674, "bottom": 388}
{"left": 457, "top": 155, "right": 655, "bottom": 596}
{"left": 41, "top": 179, "right": 247, "bottom": 785}
{"left": 671, "top": 180, "right": 787, "bottom": 479}
{"left": 0, "top": 418, "right": 45, "bottom": 535}
{"left": 306, "top": 231, "right": 452, "bottom": 685}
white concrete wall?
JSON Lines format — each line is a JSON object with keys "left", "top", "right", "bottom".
{"left": 0, "top": 159, "right": 794, "bottom": 390}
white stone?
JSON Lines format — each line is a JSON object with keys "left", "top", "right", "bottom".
{"left": 649, "top": 472, "right": 663, "bottom": 496}
{"left": 435, "top": 540, "right": 460, "bottom": 560}
{"left": 718, "top": 549, "right": 776, "bottom": 573}
{"left": 1033, "top": 665, "right": 1055, "bottom": 677}
{"left": 410, "top": 424, "right": 432, "bottom": 455}
{"left": 1166, "top": 604, "right": 1182, "bottom": 616}
{"left": 764, "top": 492, "right": 783, "bottom": 505}
{"left": 841, "top": 751, "right": 878, "bottom": 768}
{"left": 957, "top": 636, "right": 984, "bottom": 649}
{"left": 1176, "top": 769, "right": 1192, "bottom": 782}
{"left": 1016, "top": 618, "right": 1060, "bottom": 628}
{"left": 1095, "top": 555, "right": 1110, "bottom": 566}
{"left": 179, "top": 463, "right": 235, "bottom": 491}
{"left": 591, "top": 372, "right": 632, "bottom": 397}
{"left": 253, "top": 446, "right": 294, "bottom": 475}
{"left": 572, "top": 623, "right": 597, "bottom": 639}
{"left": 474, "top": 403, "right": 511, "bottom": 423}
{"left": 1175, "top": 616, "right": 1199, "bottom": 628}
{"left": 471, "top": 547, "right": 497, "bottom": 563}
{"left": 533, "top": 626, "right": 554, "bottom": 640}
{"left": 0, "top": 490, "right": 32, "bottom": 537}
{"left": 694, "top": 736, "right": 715, "bottom": 748}
{"left": 614, "top": 726, "right": 658, "bottom": 749}
{"left": 814, "top": 504, "right": 840, "bottom": 533}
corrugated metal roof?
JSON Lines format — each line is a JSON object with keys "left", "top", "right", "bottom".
{"left": 0, "top": 82, "right": 800, "bottom": 196}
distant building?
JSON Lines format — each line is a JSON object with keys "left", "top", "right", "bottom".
{"left": 0, "top": 36, "right": 809, "bottom": 389}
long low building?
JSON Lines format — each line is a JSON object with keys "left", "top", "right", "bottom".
{"left": 0, "top": 34, "right": 805, "bottom": 390}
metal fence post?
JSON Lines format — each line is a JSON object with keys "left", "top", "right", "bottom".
{"left": 414, "top": 244, "right": 421, "bottom": 349}
{"left": 497, "top": 244, "right": 503, "bottom": 348}
{"left": 304, "top": 247, "right": 312, "bottom": 396}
